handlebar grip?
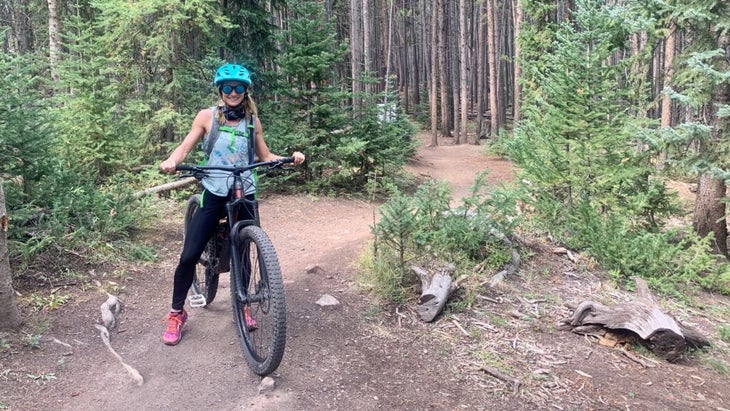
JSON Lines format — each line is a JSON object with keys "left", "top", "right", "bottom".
{"left": 279, "top": 157, "right": 295, "bottom": 164}
{"left": 175, "top": 164, "right": 195, "bottom": 171}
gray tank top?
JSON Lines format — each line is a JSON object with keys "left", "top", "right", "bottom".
{"left": 201, "top": 110, "right": 254, "bottom": 197}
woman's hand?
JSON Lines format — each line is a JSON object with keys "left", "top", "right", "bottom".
{"left": 159, "top": 159, "right": 178, "bottom": 174}
{"left": 291, "top": 151, "right": 305, "bottom": 165}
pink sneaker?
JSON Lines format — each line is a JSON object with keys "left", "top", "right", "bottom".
{"left": 162, "top": 310, "right": 188, "bottom": 345}
{"left": 243, "top": 306, "right": 258, "bottom": 331}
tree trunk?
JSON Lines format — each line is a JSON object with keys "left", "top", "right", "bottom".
{"left": 475, "top": 0, "right": 487, "bottom": 142}
{"left": 429, "top": 0, "right": 439, "bottom": 146}
{"left": 47, "top": 0, "right": 61, "bottom": 82}
{"left": 362, "top": 0, "right": 373, "bottom": 97}
{"left": 411, "top": 1, "right": 420, "bottom": 109}
{"left": 693, "top": 32, "right": 730, "bottom": 256}
{"left": 660, "top": 23, "right": 677, "bottom": 129}
{"left": 512, "top": 0, "right": 522, "bottom": 124}
{"left": 0, "top": 1, "right": 10, "bottom": 53}
{"left": 450, "top": 0, "right": 461, "bottom": 143}
{"left": 438, "top": 0, "right": 450, "bottom": 138}
{"left": 458, "top": 0, "right": 468, "bottom": 144}
{"left": 350, "top": 0, "right": 363, "bottom": 113}
{"left": 694, "top": 173, "right": 728, "bottom": 256}
{"left": 0, "top": 182, "right": 21, "bottom": 330}
{"left": 11, "top": 0, "right": 34, "bottom": 53}
{"left": 383, "top": 0, "right": 394, "bottom": 97}
{"left": 486, "top": 0, "right": 501, "bottom": 137}
{"left": 496, "top": 0, "right": 508, "bottom": 130}
{"left": 657, "top": 21, "right": 677, "bottom": 170}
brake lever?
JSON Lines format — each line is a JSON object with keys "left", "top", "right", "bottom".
{"left": 179, "top": 169, "right": 206, "bottom": 180}
{"left": 265, "top": 161, "right": 296, "bottom": 174}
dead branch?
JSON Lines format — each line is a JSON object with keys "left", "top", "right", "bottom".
{"left": 619, "top": 348, "right": 657, "bottom": 368}
{"left": 478, "top": 365, "right": 521, "bottom": 394}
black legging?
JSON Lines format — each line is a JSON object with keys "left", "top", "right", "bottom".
{"left": 171, "top": 190, "right": 255, "bottom": 310}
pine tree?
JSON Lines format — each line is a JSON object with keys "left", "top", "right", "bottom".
{"left": 510, "top": 0, "right": 673, "bottom": 241}
{"left": 663, "top": 0, "right": 730, "bottom": 255}
{"left": 267, "top": 0, "right": 415, "bottom": 190}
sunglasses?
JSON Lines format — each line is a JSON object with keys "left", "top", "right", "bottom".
{"left": 220, "top": 84, "right": 247, "bottom": 94}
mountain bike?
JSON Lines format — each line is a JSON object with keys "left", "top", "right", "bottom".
{"left": 176, "top": 158, "right": 293, "bottom": 376}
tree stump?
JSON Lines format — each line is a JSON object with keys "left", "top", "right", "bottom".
{"left": 412, "top": 264, "right": 455, "bottom": 322}
{"left": 564, "top": 277, "right": 710, "bottom": 362}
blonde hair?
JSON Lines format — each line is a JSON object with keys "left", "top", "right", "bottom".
{"left": 215, "top": 93, "right": 258, "bottom": 123}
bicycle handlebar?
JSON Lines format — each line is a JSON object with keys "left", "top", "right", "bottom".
{"left": 176, "top": 157, "right": 295, "bottom": 176}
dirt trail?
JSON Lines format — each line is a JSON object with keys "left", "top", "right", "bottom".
{"left": 1, "top": 134, "right": 505, "bottom": 410}
{"left": 2, "top": 133, "right": 729, "bottom": 411}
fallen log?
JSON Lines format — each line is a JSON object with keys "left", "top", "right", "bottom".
{"left": 133, "top": 177, "right": 197, "bottom": 199}
{"left": 563, "top": 277, "right": 710, "bottom": 362}
{"left": 412, "top": 263, "right": 455, "bottom": 322}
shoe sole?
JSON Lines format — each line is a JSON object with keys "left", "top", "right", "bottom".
{"left": 163, "top": 337, "right": 182, "bottom": 346}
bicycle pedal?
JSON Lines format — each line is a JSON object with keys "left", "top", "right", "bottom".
{"left": 188, "top": 294, "right": 207, "bottom": 307}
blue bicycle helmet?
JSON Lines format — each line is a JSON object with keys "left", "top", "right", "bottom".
{"left": 213, "top": 63, "right": 252, "bottom": 86}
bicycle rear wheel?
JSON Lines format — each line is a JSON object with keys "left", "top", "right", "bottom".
{"left": 184, "top": 194, "right": 219, "bottom": 306}
{"left": 231, "top": 225, "right": 286, "bottom": 376}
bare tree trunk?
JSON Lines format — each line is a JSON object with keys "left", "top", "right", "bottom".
{"left": 475, "top": 0, "right": 487, "bottom": 143}
{"left": 438, "top": 0, "right": 450, "bottom": 138}
{"left": 47, "top": 0, "right": 61, "bottom": 82}
{"left": 486, "top": 0, "right": 501, "bottom": 137}
{"left": 497, "top": 0, "right": 508, "bottom": 130}
{"left": 458, "top": 0, "right": 468, "bottom": 144}
{"left": 350, "top": 0, "right": 363, "bottom": 114}
{"left": 362, "top": 0, "right": 373, "bottom": 97}
{"left": 657, "top": 21, "right": 676, "bottom": 170}
{"left": 397, "top": 0, "right": 409, "bottom": 111}
{"left": 0, "top": 182, "right": 21, "bottom": 330}
{"left": 450, "top": 0, "right": 461, "bottom": 143}
{"left": 512, "top": 0, "right": 522, "bottom": 124}
{"left": 429, "top": 0, "right": 439, "bottom": 146}
{"left": 383, "top": 0, "right": 394, "bottom": 97}
{"left": 411, "top": 1, "right": 421, "bottom": 109}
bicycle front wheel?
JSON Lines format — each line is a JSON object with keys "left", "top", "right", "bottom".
{"left": 231, "top": 225, "right": 286, "bottom": 376}
{"left": 184, "top": 194, "right": 219, "bottom": 306}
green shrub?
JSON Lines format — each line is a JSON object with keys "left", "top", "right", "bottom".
{"left": 366, "top": 172, "right": 521, "bottom": 305}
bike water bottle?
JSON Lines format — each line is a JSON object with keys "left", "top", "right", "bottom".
{"left": 233, "top": 177, "right": 243, "bottom": 199}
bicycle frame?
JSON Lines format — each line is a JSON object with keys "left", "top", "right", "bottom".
{"left": 177, "top": 158, "right": 293, "bottom": 303}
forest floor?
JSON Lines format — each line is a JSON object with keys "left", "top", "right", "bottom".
{"left": 1, "top": 131, "right": 730, "bottom": 411}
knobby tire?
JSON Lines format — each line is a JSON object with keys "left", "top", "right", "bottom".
{"left": 231, "top": 225, "right": 287, "bottom": 376}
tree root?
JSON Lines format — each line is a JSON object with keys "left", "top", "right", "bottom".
{"left": 96, "top": 294, "right": 144, "bottom": 386}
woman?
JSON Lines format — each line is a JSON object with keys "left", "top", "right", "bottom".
{"left": 159, "top": 63, "right": 305, "bottom": 345}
